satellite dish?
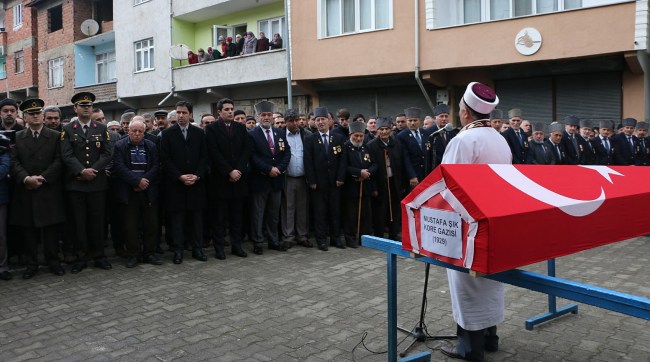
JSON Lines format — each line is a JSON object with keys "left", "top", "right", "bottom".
{"left": 81, "top": 19, "right": 99, "bottom": 36}
{"left": 170, "top": 44, "right": 191, "bottom": 60}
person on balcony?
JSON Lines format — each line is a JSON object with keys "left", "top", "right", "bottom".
{"left": 256, "top": 32, "right": 270, "bottom": 52}
{"left": 187, "top": 50, "right": 198, "bottom": 64}
{"left": 235, "top": 34, "right": 244, "bottom": 55}
{"left": 197, "top": 49, "right": 210, "bottom": 63}
{"left": 243, "top": 31, "right": 257, "bottom": 55}
{"left": 225, "top": 37, "right": 237, "bottom": 57}
{"left": 270, "top": 33, "right": 283, "bottom": 50}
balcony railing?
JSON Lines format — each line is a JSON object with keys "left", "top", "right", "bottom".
{"left": 172, "top": 49, "right": 287, "bottom": 92}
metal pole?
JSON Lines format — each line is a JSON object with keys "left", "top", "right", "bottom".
{"left": 284, "top": 0, "right": 293, "bottom": 109}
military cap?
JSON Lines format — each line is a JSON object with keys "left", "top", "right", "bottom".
{"left": 284, "top": 108, "right": 299, "bottom": 120}
{"left": 404, "top": 107, "right": 422, "bottom": 120}
{"left": 313, "top": 106, "right": 329, "bottom": 119}
{"left": 508, "top": 108, "right": 522, "bottom": 118}
{"left": 563, "top": 115, "right": 580, "bottom": 127}
{"left": 463, "top": 82, "right": 499, "bottom": 114}
{"left": 549, "top": 122, "right": 564, "bottom": 133}
{"left": 621, "top": 118, "right": 637, "bottom": 127}
{"left": 599, "top": 120, "right": 613, "bottom": 130}
{"left": 532, "top": 122, "right": 546, "bottom": 133}
{"left": 489, "top": 109, "right": 503, "bottom": 120}
{"left": 19, "top": 98, "right": 45, "bottom": 114}
{"left": 636, "top": 121, "right": 649, "bottom": 131}
{"left": 71, "top": 92, "right": 95, "bottom": 105}
{"left": 433, "top": 104, "right": 450, "bottom": 116}
{"left": 0, "top": 98, "right": 18, "bottom": 109}
{"left": 349, "top": 121, "right": 366, "bottom": 135}
{"left": 153, "top": 109, "right": 168, "bottom": 118}
{"left": 234, "top": 109, "right": 246, "bottom": 117}
{"left": 579, "top": 119, "right": 591, "bottom": 128}
{"left": 376, "top": 117, "right": 392, "bottom": 129}
{"left": 254, "top": 100, "right": 274, "bottom": 114}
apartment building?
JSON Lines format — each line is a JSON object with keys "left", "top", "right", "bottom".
{"left": 115, "top": 0, "right": 301, "bottom": 118}
{"left": 292, "top": 0, "right": 649, "bottom": 124}
{"left": 0, "top": 0, "right": 38, "bottom": 101}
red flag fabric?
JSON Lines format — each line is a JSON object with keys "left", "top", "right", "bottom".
{"left": 402, "top": 164, "right": 650, "bottom": 275}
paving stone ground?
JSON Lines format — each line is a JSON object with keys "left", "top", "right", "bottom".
{"left": 0, "top": 236, "right": 649, "bottom": 361}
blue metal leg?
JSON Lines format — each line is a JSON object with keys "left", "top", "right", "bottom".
{"left": 388, "top": 252, "right": 398, "bottom": 362}
{"left": 524, "top": 259, "right": 579, "bottom": 330}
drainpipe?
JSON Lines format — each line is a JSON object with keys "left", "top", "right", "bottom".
{"left": 414, "top": 0, "right": 436, "bottom": 113}
{"left": 159, "top": 0, "right": 175, "bottom": 106}
{"left": 285, "top": 0, "right": 293, "bottom": 109}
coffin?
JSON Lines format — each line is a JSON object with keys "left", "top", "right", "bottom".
{"left": 401, "top": 164, "right": 650, "bottom": 275}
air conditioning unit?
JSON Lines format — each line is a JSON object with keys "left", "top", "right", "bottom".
{"left": 0, "top": 46, "right": 4, "bottom": 56}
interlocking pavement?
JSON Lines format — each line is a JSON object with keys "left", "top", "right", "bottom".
{"left": 1, "top": 236, "right": 649, "bottom": 361}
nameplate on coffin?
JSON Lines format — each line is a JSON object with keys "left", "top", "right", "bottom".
{"left": 419, "top": 206, "right": 462, "bottom": 259}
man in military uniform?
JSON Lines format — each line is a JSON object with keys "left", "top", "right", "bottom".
{"left": 634, "top": 122, "right": 650, "bottom": 166}
{"left": 60, "top": 92, "right": 113, "bottom": 273}
{"left": 396, "top": 107, "right": 429, "bottom": 190}
{"left": 11, "top": 99, "right": 66, "bottom": 278}
{"left": 502, "top": 108, "right": 529, "bottom": 164}
{"left": 304, "top": 106, "right": 346, "bottom": 251}
{"left": 612, "top": 118, "right": 638, "bottom": 166}
{"left": 341, "top": 121, "right": 376, "bottom": 248}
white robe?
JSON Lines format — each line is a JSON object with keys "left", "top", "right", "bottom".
{"left": 441, "top": 125, "right": 511, "bottom": 331}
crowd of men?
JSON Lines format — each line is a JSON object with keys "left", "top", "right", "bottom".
{"left": 0, "top": 89, "right": 644, "bottom": 283}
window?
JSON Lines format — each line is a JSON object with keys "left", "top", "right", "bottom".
{"left": 48, "top": 5, "right": 63, "bottom": 32}
{"left": 13, "top": 4, "right": 23, "bottom": 29}
{"left": 94, "top": 0, "right": 113, "bottom": 22}
{"left": 48, "top": 57, "right": 64, "bottom": 88}
{"left": 430, "top": 0, "right": 629, "bottom": 28}
{"left": 320, "top": 0, "right": 392, "bottom": 37}
{"left": 258, "top": 17, "right": 286, "bottom": 45}
{"left": 14, "top": 50, "right": 24, "bottom": 73}
{"left": 134, "top": 38, "right": 154, "bottom": 72}
{"left": 96, "top": 51, "right": 116, "bottom": 83}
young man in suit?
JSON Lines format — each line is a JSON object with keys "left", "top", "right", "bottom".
{"left": 396, "top": 107, "right": 429, "bottom": 191}
{"left": 304, "top": 106, "right": 346, "bottom": 251}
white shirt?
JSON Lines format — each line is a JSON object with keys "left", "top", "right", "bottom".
{"left": 441, "top": 125, "right": 510, "bottom": 331}
{"left": 286, "top": 129, "right": 304, "bottom": 177}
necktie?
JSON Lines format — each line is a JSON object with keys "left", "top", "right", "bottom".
{"left": 555, "top": 144, "right": 561, "bottom": 160}
{"left": 182, "top": 127, "right": 187, "bottom": 140}
{"left": 571, "top": 134, "right": 579, "bottom": 155}
{"left": 628, "top": 137, "right": 634, "bottom": 152}
{"left": 641, "top": 139, "right": 646, "bottom": 151}
{"left": 516, "top": 131, "right": 523, "bottom": 146}
{"left": 322, "top": 133, "right": 329, "bottom": 151}
{"left": 83, "top": 125, "right": 88, "bottom": 136}
{"left": 266, "top": 129, "right": 275, "bottom": 154}
{"left": 33, "top": 131, "right": 38, "bottom": 141}
{"left": 604, "top": 138, "right": 610, "bottom": 153}
{"left": 414, "top": 130, "right": 422, "bottom": 149}
{"left": 442, "top": 130, "right": 447, "bottom": 143}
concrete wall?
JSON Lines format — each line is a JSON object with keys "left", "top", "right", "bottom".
{"left": 114, "top": 0, "right": 172, "bottom": 98}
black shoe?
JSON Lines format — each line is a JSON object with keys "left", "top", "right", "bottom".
{"left": 231, "top": 248, "right": 248, "bottom": 258}
{"left": 285, "top": 242, "right": 294, "bottom": 249}
{"left": 94, "top": 258, "right": 112, "bottom": 270}
{"left": 440, "top": 345, "right": 469, "bottom": 361}
{"left": 70, "top": 262, "right": 87, "bottom": 274}
{"left": 253, "top": 246, "right": 263, "bottom": 255}
{"left": 269, "top": 243, "right": 288, "bottom": 252}
{"left": 173, "top": 251, "right": 183, "bottom": 264}
{"left": 0, "top": 270, "right": 12, "bottom": 280}
{"left": 317, "top": 243, "right": 328, "bottom": 251}
{"left": 50, "top": 265, "right": 65, "bottom": 276}
{"left": 214, "top": 249, "right": 226, "bottom": 260}
{"left": 299, "top": 240, "right": 313, "bottom": 248}
{"left": 126, "top": 257, "right": 138, "bottom": 268}
{"left": 192, "top": 250, "right": 208, "bottom": 261}
{"left": 23, "top": 266, "right": 38, "bottom": 279}
{"left": 335, "top": 241, "right": 346, "bottom": 249}
{"left": 144, "top": 254, "right": 163, "bottom": 265}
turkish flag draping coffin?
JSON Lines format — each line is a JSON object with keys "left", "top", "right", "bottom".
{"left": 401, "top": 164, "right": 650, "bottom": 275}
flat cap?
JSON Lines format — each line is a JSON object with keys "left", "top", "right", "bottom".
{"left": 154, "top": 110, "right": 168, "bottom": 117}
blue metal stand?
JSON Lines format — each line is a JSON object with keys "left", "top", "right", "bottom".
{"left": 524, "top": 259, "right": 579, "bottom": 330}
{"left": 361, "top": 236, "right": 650, "bottom": 362}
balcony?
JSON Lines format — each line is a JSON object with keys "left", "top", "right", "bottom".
{"left": 174, "top": 0, "right": 280, "bottom": 22}
{"left": 172, "top": 49, "right": 287, "bottom": 92}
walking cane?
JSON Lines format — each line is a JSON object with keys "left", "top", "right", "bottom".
{"left": 356, "top": 179, "right": 363, "bottom": 243}
{"left": 384, "top": 149, "right": 393, "bottom": 222}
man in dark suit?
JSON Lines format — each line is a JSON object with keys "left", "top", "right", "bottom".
{"left": 424, "top": 104, "right": 457, "bottom": 169}
{"left": 10, "top": 99, "right": 66, "bottom": 278}
{"left": 612, "top": 118, "right": 639, "bottom": 166}
{"left": 396, "top": 107, "right": 429, "bottom": 190}
{"left": 527, "top": 123, "right": 555, "bottom": 165}
{"left": 248, "top": 101, "right": 291, "bottom": 254}
{"left": 547, "top": 122, "right": 567, "bottom": 164}
{"left": 61, "top": 92, "right": 113, "bottom": 274}
{"left": 205, "top": 98, "right": 250, "bottom": 260}
{"left": 577, "top": 120, "right": 596, "bottom": 165}
{"left": 592, "top": 120, "right": 615, "bottom": 165}
{"left": 160, "top": 101, "right": 208, "bottom": 264}
{"left": 559, "top": 115, "right": 581, "bottom": 165}
{"left": 0, "top": 98, "right": 24, "bottom": 144}
{"left": 111, "top": 117, "right": 162, "bottom": 268}
{"left": 304, "top": 106, "right": 346, "bottom": 251}
{"left": 367, "top": 118, "right": 405, "bottom": 241}
{"left": 502, "top": 108, "right": 529, "bottom": 164}
{"left": 634, "top": 122, "right": 650, "bottom": 166}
